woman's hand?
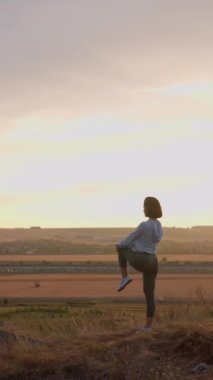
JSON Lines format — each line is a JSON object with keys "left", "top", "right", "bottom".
{"left": 116, "top": 244, "right": 120, "bottom": 253}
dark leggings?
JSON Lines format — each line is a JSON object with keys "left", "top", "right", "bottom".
{"left": 118, "top": 247, "right": 158, "bottom": 318}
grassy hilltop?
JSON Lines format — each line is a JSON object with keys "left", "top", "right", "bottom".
{"left": 0, "top": 298, "right": 213, "bottom": 380}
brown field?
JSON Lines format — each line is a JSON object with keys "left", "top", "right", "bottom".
{"left": 0, "top": 273, "right": 212, "bottom": 298}
{"left": 0, "top": 254, "right": 213, "bottom": 262}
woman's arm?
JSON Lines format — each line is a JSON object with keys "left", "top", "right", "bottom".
{"left": 118, "top": 222, "right": 144, "bottom": 248}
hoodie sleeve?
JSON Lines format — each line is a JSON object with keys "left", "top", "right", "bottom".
{"left": 119, "top": 222, "right": 144, "bottom": 248}
{"left": 152, "top": 221, "right": 163, "bottom": 243}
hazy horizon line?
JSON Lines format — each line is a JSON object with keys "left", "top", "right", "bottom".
{"left": 0, "top": 225, "right": 213, "bottom": 230}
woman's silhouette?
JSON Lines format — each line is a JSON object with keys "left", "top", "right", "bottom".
{"left": 116, "top": 196, "right": 163, "bottom": 332}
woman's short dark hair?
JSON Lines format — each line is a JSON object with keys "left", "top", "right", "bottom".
{"left": 144, "top": 197, "right": 162, "bottom": 219}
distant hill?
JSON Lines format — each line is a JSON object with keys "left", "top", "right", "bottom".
{"left": 0, "top": 226, "right": 213, "bottom": 243}
{"left": 163, "top": 226, "right": 213, "bottom": 241}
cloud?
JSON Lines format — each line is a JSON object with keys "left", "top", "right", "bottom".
{"left": 0, "top": 0, "right": 213, "bottom": 124}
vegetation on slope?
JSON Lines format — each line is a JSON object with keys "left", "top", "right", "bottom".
{"left": 0, "top": 297, "right": 213, "bottom": 379}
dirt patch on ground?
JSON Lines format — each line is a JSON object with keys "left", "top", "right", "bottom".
{"left": 0, "top": 273, "right": 212, "bottom": 298}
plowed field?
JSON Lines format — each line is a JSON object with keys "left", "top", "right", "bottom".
{"left": 0, "top": 273, "right": 212, "bottom": 298}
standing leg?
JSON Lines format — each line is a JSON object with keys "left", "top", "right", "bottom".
{"left": 142, "top": 254, "right": 158, "bottom": 329}
{"left": 143, "top": 271, "right": 157, "bottom": 328}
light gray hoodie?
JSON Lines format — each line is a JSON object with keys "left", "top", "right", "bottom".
{"left": 119, "top": 219, "right": 163, "bottom": 254}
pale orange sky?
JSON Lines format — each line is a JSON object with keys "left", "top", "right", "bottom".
{"left": 0, "top": 1, "right": 213, "bottom": 228}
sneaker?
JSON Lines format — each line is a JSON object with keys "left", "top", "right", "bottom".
{"left": 136, "top": 326, "right": 152, "bottom": 333}
{"left": 117, "top": 276, "right": 132, "bottom": 292}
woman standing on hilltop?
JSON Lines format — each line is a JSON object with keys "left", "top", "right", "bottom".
{"left": 116, "top": 197, "right": 163, "bottom": 332}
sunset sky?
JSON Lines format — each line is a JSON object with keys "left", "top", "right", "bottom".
{"left": 0, "top": 0, "right": 213, "bottom": 228}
